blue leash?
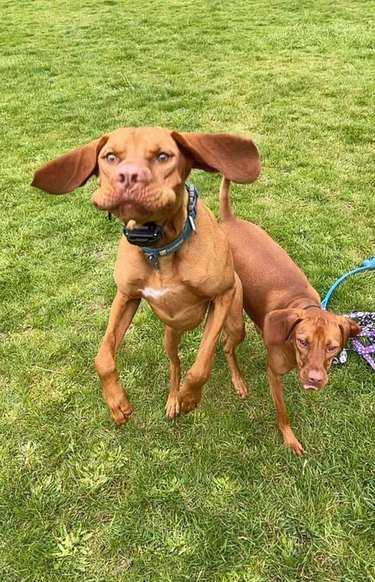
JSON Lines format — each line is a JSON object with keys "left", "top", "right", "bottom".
{"left": 321, "top": 255, "right": 375, "bottom": 310}
{"left": 320, "top": 255, "right": 375, "bottom": 371}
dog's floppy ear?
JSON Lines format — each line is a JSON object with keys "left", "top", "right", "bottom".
{"left": 171, "top": 131, "right": 260, "bottom": 184}
{"left": 31, "top": 136, "right": 109, "bottom": 194}
{"left": 338, "top": 317, "right": 361, "bottom": 345}
{"left": 263, "top": 309, "right": 304, "bottom": 346}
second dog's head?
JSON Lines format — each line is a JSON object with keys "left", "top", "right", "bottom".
{"left": 263, "top": 308, "right": 360, "bottom": 390}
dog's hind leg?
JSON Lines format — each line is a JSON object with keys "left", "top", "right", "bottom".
{"left": 223, "top": 274, "right": 249, "bottom": 399}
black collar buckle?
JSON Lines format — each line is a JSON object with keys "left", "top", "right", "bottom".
{"left": 123, "top": 222, "right": 163, "bottom": 246}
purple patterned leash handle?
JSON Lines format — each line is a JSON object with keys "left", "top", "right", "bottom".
{"left": 333, "top": 311, "right": 375, "bottom": 372}
{"left": 351, "top": 333, "right": 375, "bottom": 371}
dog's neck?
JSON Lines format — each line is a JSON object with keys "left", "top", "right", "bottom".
{"left": 123, "top": 184, "right": 189, "bottom": 248}
{"left": 155, "top": 186, "right": 189, "bottom": 247}
{"left": 302, "top": 304, "right": 322, "bottom": 312}
{"left": 123, "top": 183, "right": 198, "bottom": 270}
{"left": 288, "top": 297, "right": 322, "bottom": 312}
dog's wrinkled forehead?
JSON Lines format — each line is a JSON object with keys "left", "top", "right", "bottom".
{"left": 297, "top": 313, "right": 342, "bottom": 343}
{"left": 102, "top": 127, "right": 181, "bottom": 158}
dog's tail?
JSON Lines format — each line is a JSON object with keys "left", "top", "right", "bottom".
{"left": 219, "top": 176, "right": 234, "bottom": 222}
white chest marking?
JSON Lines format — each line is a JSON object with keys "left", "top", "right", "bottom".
{"left": 140, "top": 287, "right": 171, "bottom": 299}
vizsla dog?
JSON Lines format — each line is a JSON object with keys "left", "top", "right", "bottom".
{"left": 219, "top": 178, "right": 360, "bottom": 455}
{"left": 32, "top": 127, "right": 260, "bottom": 425}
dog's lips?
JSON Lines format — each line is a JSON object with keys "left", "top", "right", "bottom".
{"left": 113, "top": 186, "right": 146, "bottom": 206}
{"left": 93, "top": 189, "right": 152, "bottom": 214}
{"left": 116, "top": 190, "right": 160, "bottom": 213}
{"left": 116, "top": 199, "right": 145, "bottom": 218}
{"left": 116, "top": 193, "right": 143, "bottom": 210}
{"left": 92, "top": 183, "right": 178, "bottom": 225}
{"left": 302, "top": 384, "right": 319, "bottom": 391}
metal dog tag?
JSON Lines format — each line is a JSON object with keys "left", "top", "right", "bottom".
{"left": 189, "top": 215, "right": 196, "bottom": 232}
{"left": 146, "top": 253, "right": 160, "bottom": 269}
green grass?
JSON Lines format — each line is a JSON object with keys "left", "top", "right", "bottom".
{"left": 1, "top": 0, "right": 374, "bottom": 580}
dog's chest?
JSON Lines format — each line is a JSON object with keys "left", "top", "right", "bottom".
{"left": 138, "top": 283, "right": 186, "bottom": 305}
{"left": 128, "top": 266, "right": 219, "bottom": 329}
{"left": 136, "top": 282, "right": 207, "bottom": 330}
{"left": 140, "top": 286, "right": 172, "bottom": 300}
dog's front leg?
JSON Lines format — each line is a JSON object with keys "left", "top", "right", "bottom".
{"left": 266, "top": 360, "right": 305, "bottom": 455}
{"left": 163, "top": 326, "right": 183, "bottom": 418}
{"left": 178, "top": 287, "right": 235, "bottom": 413}
{"left": 95, "top": 290, "right": 141, "bottom": 425}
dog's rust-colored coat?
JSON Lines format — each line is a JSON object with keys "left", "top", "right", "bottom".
{"left": 219, "top": 178, "right": 359, "bottom": 454}
{"left": 32, "top": 128, "right": 260, "bottom": 424}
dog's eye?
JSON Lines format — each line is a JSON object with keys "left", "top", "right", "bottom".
{"left": 156, "top": 152, "right": 170, "bottom": 162}
{"left": 327, "top": 345, "right": 339, "bottom": 353}
{"left": 297, "top": 337, "right": 308, "bottom": 348}
{"left": 105, "top": 153, "right": 118, "bottom": 163}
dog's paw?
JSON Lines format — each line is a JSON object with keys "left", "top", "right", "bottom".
{"left": 107, "top": 396, "right": 133, "bottom": 426}
{"left": 165, "top": 393, "right": 180, "bottom": 418}
{"left": 285, "top": 437, "right": 305, "bottom": 456}
{"left": 232, "top": 375, "right": 249, "bottom": 399}
{"left": 178, "top": 388, "right": 202, "bottom": 413}
{"left": 282, "top": 427, "right": 305, "bottom": 456}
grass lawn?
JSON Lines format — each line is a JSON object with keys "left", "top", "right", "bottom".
{"left": 1, "top": 0, "right": 374, "bottom": 580}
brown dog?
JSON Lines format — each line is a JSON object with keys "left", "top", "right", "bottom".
{"left": 219, "top": 178, "right": 360, "bottom": 455}
{"left": 32, "top": 127, "right": 260, "bottom": 425}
